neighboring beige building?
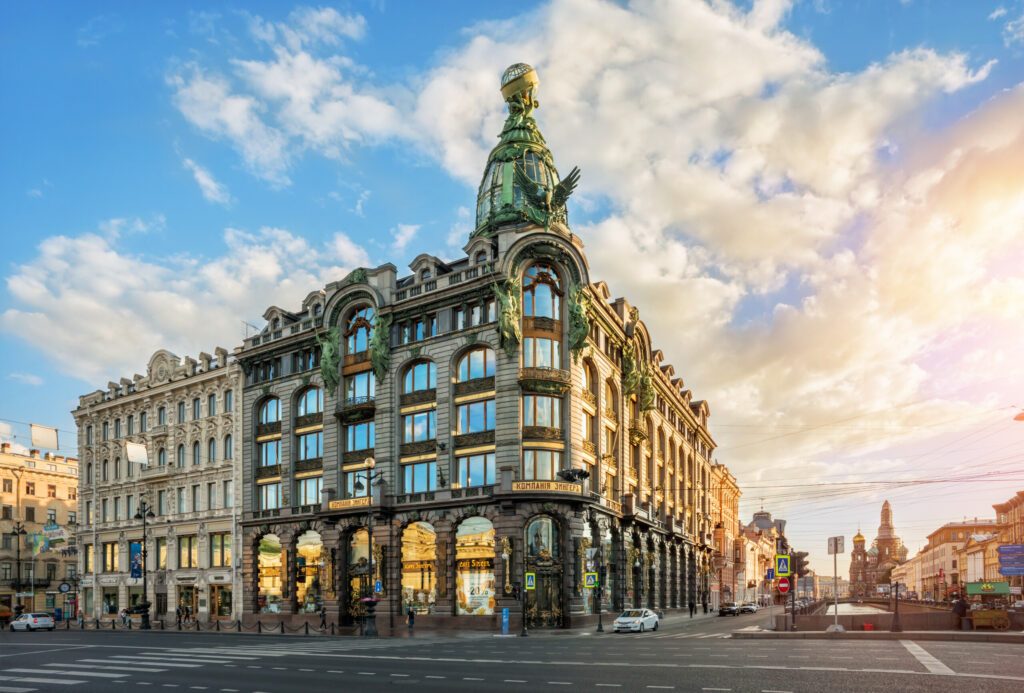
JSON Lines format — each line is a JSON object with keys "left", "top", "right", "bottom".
{"left": 73, "top": 348, "right": 242, "bottom": 621}
{"left": 739, "top": 510, "right": 786, "bottom": 605}
{"left": 1, "top": 444, "right": 79, "bottom": 615}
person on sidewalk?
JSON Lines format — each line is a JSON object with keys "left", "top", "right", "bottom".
{"left": 952, "top": 595, "right": 968, "bottom": 627}
{"left": 319, "top": 606, "right": 327, "bottom": 630}
{"left": 702, "top": 600, "right": 708, "bottom": 614}
{"left": 689, "top": 600, "right": 696, "bottom": 618}
{"left": 407, "top": 605, "right": 415, "bottom": 633}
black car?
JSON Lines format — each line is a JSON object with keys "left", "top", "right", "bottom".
{"left": 718, "top": 602, "right": 740, "bottom": 616}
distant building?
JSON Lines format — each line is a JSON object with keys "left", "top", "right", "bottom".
{"left": 1, "top": 444, "right": 79, "bottom": 615}
{"left": 892, "top": 517, "right": 1002, "bottom": 600}
{"left": 849, "top": 500, "right": 908, "bottom": 597}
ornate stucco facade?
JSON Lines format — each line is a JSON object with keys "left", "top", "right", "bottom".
{"left": 237, "top": 64, "right": 733, "bottom": 630}
{"left": 73, "top": 349, "right": 242, "bottom": 620}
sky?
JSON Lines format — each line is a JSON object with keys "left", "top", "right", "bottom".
{"left": 2, "top": 0, "right": 1024, "bottom": 578}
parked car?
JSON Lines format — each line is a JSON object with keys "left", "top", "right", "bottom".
{"left": 739, "top": 602, "right": 759, "bottom": 613}
{"left": 719, "top": 602, "right": 740, "bottom": 616}
{"left": 613, "top": 608, "right": 659, "bottom": 632}
{"left": 9, "top": 612, "right": 56, "bottom": 632}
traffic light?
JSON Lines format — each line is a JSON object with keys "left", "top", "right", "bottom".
{"left": 794, "top": 551, "right": 810, "bottom": 577}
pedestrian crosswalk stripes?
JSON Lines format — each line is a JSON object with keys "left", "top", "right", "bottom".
{"left": 648, "top": 631, "right": 731, "bottom": 639}
{"left": 0, "top": 676, "right": 85, "bottom": 686}
{"left": 44, "top": 663, "right": 169, "bottom": 673}
{"left": 0, "top": 686, "right": 37, "bottom": 693}
{"left": 5, "top": 669, "right": 127, "bottom": 679}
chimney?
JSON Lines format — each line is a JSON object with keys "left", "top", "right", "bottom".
{"left": 199, "top": 352, "right": 212, "bottom": 371}
{"left": 45, "top": 452, "right": 54, "bottom": 460}
{"left": 1, "top": 442, "right": 10, "bottom": 453}
{"left": 30, "top": 449, "right": 41, "bottom": 458}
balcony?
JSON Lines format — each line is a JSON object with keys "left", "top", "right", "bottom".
{"left": 256, "top": 421, "right": 281, "bottom": 437}
{"left": 523, "top": 426, "right": 563, "bottom": 442}
{"left": 295, "top": 413, "right": 323, "bottom": 430}
{"left": 580, "top": 389, "right": 597, "bottom": 407}
{"left": 400, "top": 389, "right": 436, "bottom": 406}
{"left": 335, "top": 395, "right": 375, "bottom": 424}
{"left": 518, "top": 367, "right": 571, "bottom": 396}
{"left": 451, "top": 484, "right": 498, "bottom": 499}
{"left": 295, "top": 458, "right": 323, "bottom": 474}
{"left": 454, "top": 376, "right": 495, "bottom": 398}
{"left": 255, "top": 464, "right": 281, "bottom": 480}
{"left": 581, "top": 439, "right": 597, "bottom": 455}
{"left": 453, "top": 431, "right": 495, "bottom": 449}
{"left": 628, "top": 420, "right": 648, "bottom": 446}
{"left": 400, "top": 440, "right": 436, "bottom": 457}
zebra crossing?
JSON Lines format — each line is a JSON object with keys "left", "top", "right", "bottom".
{"left": 649, "top": 631, "right": 732, "bottom": 639}
{"left": 0, "top": 640, "right": 424, "bottom": 691}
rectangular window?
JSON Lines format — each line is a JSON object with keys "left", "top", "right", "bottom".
{"left": 114, "top": 419, "right": 121, "bottom": 438}
{"left": 524, "top": 450, "right": 561, "bottom": 481}
{"left": 454, "top": 307, "right": 465, "bottom": 330}
{"left": 176, "top": 487, "right": 185, "bottom": 514}
{"left": 457, "top": 453, "right": 495, "bottom": 488}
{"left": 2, "top": 479, "right": 10, "bottom": 493}
{"left": 345, "top": 371, "right": 375, "bottom": 403}
{"left": 191, "top": 484, "right": 200, "bottom": 513}
{"left": 485, "top": 299, "right": 496, "bottom": 323}
{"left": 139, "top": 411, "right": 147, "bottom": 432}
{"left": 26, "top": 481, "right": 36, "bottom": 495}
{"left": 346, "top": 421, "right": 375, "bottom": 451}
{"left": 127, "top": 414, "right": 134, "bottom": 435}
{"left": 25, "top": 506, "right": 35, "bottom": 522}
{"left": 84, "top": 544, "right": 94, "bottom": 573}
{"left": 295, "top": 476, "right": 322, "bottom": 506}
{"left": 523, "top": 337, "right": 561, "bottom": 368}
{"left": 156, "top": 537, "right": 167, "bottom": 569}
{"left": 457, "top": 399, "right": 495, "bottom": 434}
{"left": 101, "top": 498, "right": 108, "bottom": 523}
{"left": 158, "top": 407, "right": 166, "bottom": 425}
{"left": 225, "top": 389, "right": 234, "bottom": 411}
{"left": 85, "top": 500, "right": 92, "bottom": 524}
{"left": 69, "top": 486, "right": 78, "bottom": 499}
{"left": 47, "top": 484, "right": 57, "bottom": 498}
{"left": 47, "top": 508, "right": 57, "bottom": 523}
{"left": 192, "top": 398, "right": 200, "bottom": 420}
{"left": 403, "top": 461, "right": 437, "bottom": 493}
{"left": 470, "top": 304, "right": 482, "bottom": 327}
{"left": 259, "top": 439, "right": 281, "bottom": 467}
{"left": 345, "top": 470, "right": 369, "bottom": 498}
{"left": 296, "top": 431, "right": 323, "bottom": 461}
{"left": 259, "top": 483, "right": 281, "bottom": 510}
{"left": 177, "top": 401, "right": 185, "bottom": 422}
{"left": 126, "top": 495, "right": 134, "bottom": 519}
{"left": 103, "top": 542, "right": 119, "bottom": 572}
{"left": 402, "top": 410, "right": 436, "bottom": 443}
{"left": 208, "top": 393, "right": 216, "bottom": 417}
{"left": 524, "top": 394, "right": 562, "bottom": 428}
{"left": 210, "top": 533, "right": 231, "bottom": 568}
{"left": 86, "top": 426, "right": 93, "bottom": 445}
{"left": 207, "top": 482, "right": 216, "bottom": 511}
{"left": 223, "top": 480, "right": 234, "bottom": 508}
{"left": 157, "top": 490, "right": 166, "bottom": 516}
{"left": 113, "top": 497, "right": 120, "bottom": 521}
{"left": 102, "top": 422, "right": 109, "bottom": 441}
{"left": 68, "top": 510, "right": 77, "bottom": 524}
{"left": 178, "top": 535, "right": 198, "bottom": 568}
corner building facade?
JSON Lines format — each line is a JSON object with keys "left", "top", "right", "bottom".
{"left": 239, "top": 64, "right": 725, "bottom": 630}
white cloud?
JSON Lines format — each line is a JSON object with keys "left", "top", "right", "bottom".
{"left": 0, "top": 422, "right": 30, "bottom": 455}
{"left": 27, "top": 188, "right": 43, "bottom": 198}
{"left": 1004, "top": 10, "right": 1024, "bottom": 45}
{"left": 248, "top": 7, "right": 366, "bottom": 50}
{"left": 8, "top": 372, "right": 43, "bottom": 386}
{"left": 98, "top": 215, "right": 165, "bottom": 240}
{"left": 390, "top": 223, "right": 420, "bottom": 253}
{"left": 1, "top": 223, "right": 371, "bottom": 382}
{"left": 989, "top": 7, "right": 1008, "bottom": 21}
{"left": 77, "top": 14, "right": 123, "bottom": 48}
{"left": 182, "top": 158, "right": 232, "bottom": 205}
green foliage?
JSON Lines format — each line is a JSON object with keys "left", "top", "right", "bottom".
{"left": 567, "top": 283, "right": 591, "bottom": 363}
{"left": 315, "top": 327, "right": 341, "bottom": 397}
{"left": 622, "top": 341, "right": 656, "bottom": 412}
{"left": 494, "top": 272, "right": 522, "bottom": 358}
{"left": 369, "top": 314, "right": 392, "bottom": 382}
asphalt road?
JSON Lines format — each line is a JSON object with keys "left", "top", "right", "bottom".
{"left": 1, "top": 611, "right": 1021, "bottom": 693}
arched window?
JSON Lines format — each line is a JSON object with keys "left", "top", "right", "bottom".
{"left": 208, "top": 438, "right": 217, "bottom": 465}
{"left": 402, "top": 522, "right": 437, "bottom": 613}
{"left": 403, "top": 360, "right": 436, "bottom": 393}
{"left": 455, "top": 517, "right": 496, "bottom": 615}
{"left": 604, "top": 381, "right": 618, "bottom": 418}
{"left": 346, "top": 305, "right": 375, "bottom": 354}
{"left": 457, "top": 347, "right": 495, "bottom": 381}
{"left": 257, "top": 534, "right": 283, "bottom": 614}
{"left": 192, "top": 441, "right": 201, "bottom": 466}
{"left": 296, "top": 530, "right": 325, "bottom": 612}
{"left": 113, "top": 456, "right": 120, "bottom": 479}
{"left": 158, "top": 406, "right": 166, "bottom": 425}
{"left": 523, "top": 263, "right": 561, "bottom": 319}
{"left": 176, "top": 445, "right": 185, "bottom": 468}
{"left": 296, "top": 387, "right": 323, "bottom": 416}
{"left": 259, "top": 398, "right": 280, "bottom": 424}
{"left": 86, "top": 462, "right": 93, "bottom": 480}
{"left": 157, "top": 449, "right": 166, "bottom": 467}
{"left": 224, "top": 434, "right": 233, "bottom": 460}
{"left": 526, "top": 516, "right": 560, "bottom": 559}
{"left": 420, "top": 268, "right": 432, "bottom": 281}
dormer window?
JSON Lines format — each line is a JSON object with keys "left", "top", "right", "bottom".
{"left": 420, "top": 268, "right": 432, "bottom": 282}
{"left": 475, "top": 250, "right": 488, "bottom": 264}
{"left": 313, "top": 304, "right": 322, "bottom": 316}
{"left": 272, "top": 318, "right": 280, "bottom": 330}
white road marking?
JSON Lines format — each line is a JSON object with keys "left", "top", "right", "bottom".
{"left": 595, "top": 685, "right": 621, "bottom": 688}
{"left": 900, "top": 641, "right": 954, "bottom": 676}
{"left": 425, "top": 676, "right": 446, "bottom": 679}
{"left": 548, "top": 683, "right": 573, "bottom": 686}
{"left": 504, "top": 680, "right": 527, "bottom": 683}
{"left": 0, "top": 676, "right": 83, "bottom": 686}
{"left": 46, "top": 663, "right": 167, "bottom": 673}
{"left": 0, "top": 687, "right": 37, "bottom": 693}
{"left": 391, "top": 674, "right": 409, "bottom": 677}
{"left": 5, "top": 669, "right": 126, "bottom": 679}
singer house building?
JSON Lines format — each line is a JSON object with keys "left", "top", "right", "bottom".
{"left": 238, "top": 64, "right": 731, "bottom": 631}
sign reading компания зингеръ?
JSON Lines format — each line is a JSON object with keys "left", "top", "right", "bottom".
{"left": 512, "top": 481, "right": 581, "bottom": 493}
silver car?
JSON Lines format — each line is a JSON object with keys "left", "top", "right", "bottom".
{"left": 9, "top": 612, "right": 56, "bottom": 631}
{"left": 613, "top": 608, "right": 659, "bottom": 633}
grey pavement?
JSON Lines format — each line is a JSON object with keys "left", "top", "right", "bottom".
{"left": 0, "top": 611, "right": 1021, "bottom": 692}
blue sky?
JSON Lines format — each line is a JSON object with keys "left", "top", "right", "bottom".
{"left": 3, "top": 0, "right": 1024, "bottom": 574}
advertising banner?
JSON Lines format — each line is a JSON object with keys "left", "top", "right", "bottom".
{"left": 129, "top": 541, "right": 143, "bottom": 579}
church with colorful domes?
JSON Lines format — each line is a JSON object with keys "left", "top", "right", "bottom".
{"left": 848, "top": 500, "right": 909, "bottom": 597}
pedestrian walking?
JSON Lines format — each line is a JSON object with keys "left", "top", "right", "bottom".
{"left": 319, "top": 606, "right": 327, "bottom": 630}
{"left": 175, "top": 606, "right": 182, "bottom": 629}
{"left": 688, "top": 600, "right": 696, "bottom": 618}
{"left": 407, "top": 605, "right": 415, "bottom": 633}
{"left": 702, "top": 600, "right": 708, "bottom": 614}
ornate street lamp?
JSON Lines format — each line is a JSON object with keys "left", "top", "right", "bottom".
{"left": 9, "top": 522, "right": 27, "bottom": 616}
{"left": 133, "top": 499, "right": 156, "bottom": 630}
{"left": 353, "top": 459, "right": 385, "bottom": 638}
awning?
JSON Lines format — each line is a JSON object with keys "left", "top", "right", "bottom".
{"left": 965, "top": 581, "right": 1010, "bottom": 596}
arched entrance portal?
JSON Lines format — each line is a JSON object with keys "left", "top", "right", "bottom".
{"left": 525, "top": 516, "right": 563, "bottom": 628}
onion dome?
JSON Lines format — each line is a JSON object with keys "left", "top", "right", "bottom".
{"left": 474, "top": 64, "right": 574, "bottom": 236}
{"left": 853, "top": 529, "right": 865, "bottom": 544}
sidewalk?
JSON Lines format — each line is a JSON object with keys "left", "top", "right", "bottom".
{"left": 732, "top": 628, "right": 1024, "bottom": 644}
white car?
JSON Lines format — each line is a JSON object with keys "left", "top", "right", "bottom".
{"left": 9, "top": 612, "right": 55, "bottom": 632}
{"left": 613, "top": 608, "right": 659, "bottom": 633}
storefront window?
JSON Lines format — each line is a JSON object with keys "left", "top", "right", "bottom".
{"left": 401, "top": 522, "right": 437, "bottom": 614}
{"left": 348, "top": 529, "right": 371, "bottom": 618}
{"left": 456, "top": 517, "right": 496, "bottom": 615}
{"left": 296, "top": 530, "right": 324, "bottom": 613}
{"left": 102, "top": 587, "right": 118, "bottom": 614}
{"left": 257, "top": 534, "right": 283, "bottom": 614}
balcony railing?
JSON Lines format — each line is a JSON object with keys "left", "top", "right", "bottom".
{"left": 335, "top": 395, "right": 376, "bottom": 423}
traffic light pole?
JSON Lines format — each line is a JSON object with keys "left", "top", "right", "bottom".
{"left": 790, "top": 579, "right": 796, "bottom": 630}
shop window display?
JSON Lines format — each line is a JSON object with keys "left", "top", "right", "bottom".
{"left": 257, "top": 533, "right": 284, "bottom": 614}
{"left": 401, "top": 522, "right": 437, "bottom": 614}
{"left": 295, "top": 530, "right": 325, "bottom": 613}
{"left": 455, "top": 516, "right": 496, "bottom": 616}
{"left": 347, "top": 528, "right": 371, "bottom": 618}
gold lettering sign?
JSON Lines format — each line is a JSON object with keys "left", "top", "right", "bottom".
{"left": 328, "top": 497, "right": 372, "bottom": 510}
{"left": 457, "top": 558, "right": 494, "bottom": 570}
{"left": 512, "top": 481, "right": 581, "bottom": 493}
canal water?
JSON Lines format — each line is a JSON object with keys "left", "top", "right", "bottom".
{"left": 822, "top": 602, "right": 888, "bottom": 615}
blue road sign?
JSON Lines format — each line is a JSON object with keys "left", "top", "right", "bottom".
{"left": 374, "top": 579, "right": 383, "bottom": 593}
{"left": 502, "top": 608, "right": 510, "bottom": 635}
{"left": 997, "top": 544, "right": 1024, "bottom": 555}
{"left": 775, "top": 554, "right": 791, "bottom": 577}
{"left": 766, "top": 568, "right": 775, "bottom": 581}
{"left": 999, "top": 567, "right": 1024, "bottom": 576}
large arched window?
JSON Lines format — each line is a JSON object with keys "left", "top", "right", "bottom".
{"left": 296, "top": 387, "right": 323, "bottom": 416}
{"left": 403, "top": 360, "right": 437, "bottom": 393}
{"left": 526, "top": 515, "right": 560, "bottom": 559}
{"left": 192, "top": 441, "right": 201, "bottom": 466}
{"left": 402, "top": 522, "right": 437, "bottom": 614}
{"left": 455, "top": 517, "right": 496, "bottom": 616}
{"left": 259, "top": 398, "right": 280, "bottom": 424}
{"left": 457, "top": 347, "right": 495, "bottom": 381}
{"left": 523, "top": 263, "right": 561, "bottom": 319}
{"left": 346, "top": 305, "right": 375, "bottom": 354}
{"left": 223, "top": 434, "right": 233, "bottom": 460}
{"left": 295, "top": 530, "right": 324, "bottom": 613}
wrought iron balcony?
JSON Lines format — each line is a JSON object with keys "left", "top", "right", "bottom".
{"left": 335, "top": 395, "right": 376, "bottom": 423}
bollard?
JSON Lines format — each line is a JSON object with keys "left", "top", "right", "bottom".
{"left": 111, "top": 619, "right": 116, "bottom": 630}
{"left": 216, "top": 619, "right": 220, "bottom": 632}
{"left": 258, "top": 620, "right": 262, "bottom": 633}
{"left": 305, "top": 622, "right": 309, "bottom": 636}
{"left": 95, "top": 618, "right": 100, "bottom": 629}
{"left": 196, "top": 620, "right": 200, "bottom": 632}
{"left": 128, "top": 618, "right": 132, "bottom": 630}
{"left": 237, "top": 620, "right": 242, "bottom": 633}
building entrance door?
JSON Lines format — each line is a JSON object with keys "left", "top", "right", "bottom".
{"left": 525, "top": 564, "right": 563, "bottom": 628}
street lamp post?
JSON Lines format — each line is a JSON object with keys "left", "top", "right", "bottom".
{"left": 353, "top": 460, "right": 384, "bottom": 638}
{"left": 133, "top": 500, "right": 156, "bottom": 630}
{"left": 890, "top": 580, "right": 902, "bottom": 632}
{"left": 9, "top": 522, "right": 27, "bottom": 616}
{"left": 596, "top": 543, "right": 605, "bottom": 633}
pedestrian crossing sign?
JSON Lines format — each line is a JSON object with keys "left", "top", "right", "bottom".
{"left": 525, "top": 572, "right": 536, "bottom": 590}
{"left": 775, "top": 554, "right": 791, "bottom": 577}
{"left": 584, "top": 572, "right": 599, "bottom": 589}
